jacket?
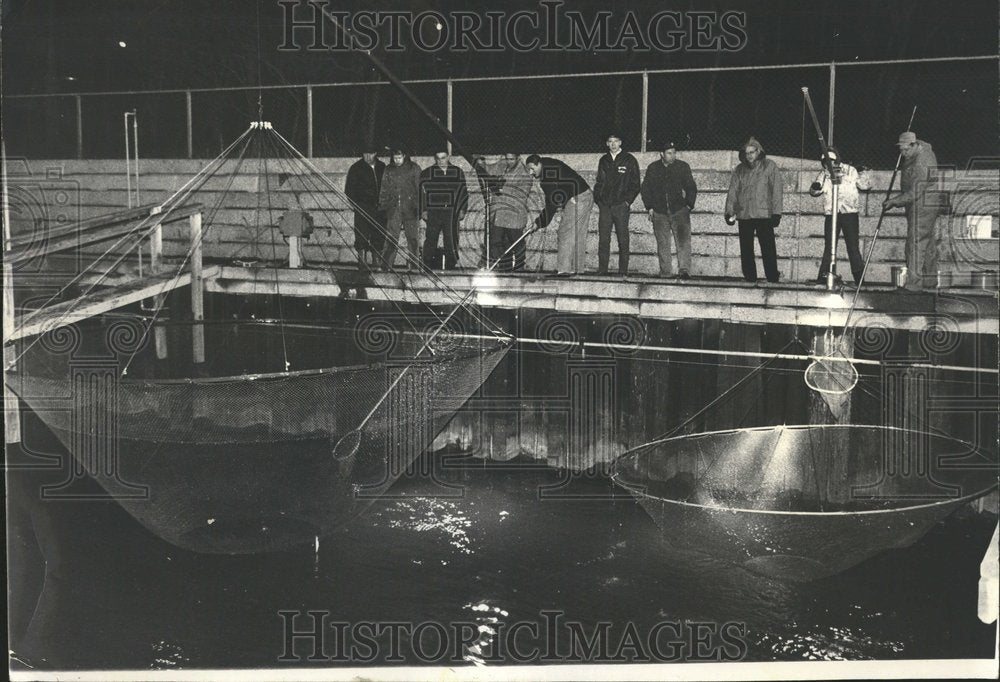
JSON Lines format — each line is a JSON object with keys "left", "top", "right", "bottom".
{"left": 344, "top": 157, "right": 386, "bottom": 211}
{"left": 476, "top": 157, "right": 537, "bottom": 231}
{"left": 378, "top": 158, "right": 422, "bottom": 218}
{"left": 594, "top": 151, "right": 640, "bottom": 207}
{"left": 725, "top": 138, "right": 783, "bottom": 220}
{"left": 533, "top": 157, "right": 591, "bottom": 229}
{"left": 640, "top": 158, "right": 697, "bottom": 215}
{"left": 419, "top": 164, "right": 469, "bottom": 217}
{"left": 809, "top": 163, "right": 870, "bottom": 215}
{"left": 897, "top": 140, "right": 944, "bottom": 223}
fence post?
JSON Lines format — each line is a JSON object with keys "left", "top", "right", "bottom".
{"left": 446, "top": 79, "right": 453, "bottom": 156}
{"left": 185, "top": 90, "right": 193, "bottom": 159}
{"left": 75, "top": 95, "right": 83, "bottom": 159}
{"left": 828, "top": 62, "right": 836, "bottom": 145}
{"left": 306, "top": 85, "right": 314, "bottom": 158}
{"left": 640, "top": 71, "right": 649, "bottom": 153}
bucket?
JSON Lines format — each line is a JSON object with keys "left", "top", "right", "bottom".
{"left": 971, "top": 271, "right": 999, "bottom": 291}
{"left": 936, "top": 270, "right": 954, "bottom": 289}
{"left": 891, "top": 265, "right": 908, "bottom": 288}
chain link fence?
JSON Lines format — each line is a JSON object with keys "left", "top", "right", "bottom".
{"left": 4, "top": 56, "right": 997, "bottom": 169}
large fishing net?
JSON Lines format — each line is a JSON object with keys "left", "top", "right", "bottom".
{"left": 612, "top": 425, "right": 998, "bottom": 581}
{"left": 5, "top": 122, "right": 514, "bottom": 554}
{"left": 8, "top": 322, "right": 509, "bottom": 554}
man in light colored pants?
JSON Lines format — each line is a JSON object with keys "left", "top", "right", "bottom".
{"left": 650, "top": 207, "right": 691, "bottom": 278}
{"left": 556, "top": 190, "right": 594, "bottom": 273}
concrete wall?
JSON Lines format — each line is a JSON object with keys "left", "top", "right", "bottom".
{"left": 7, "top": 153, "right": 997, "bottom": 284}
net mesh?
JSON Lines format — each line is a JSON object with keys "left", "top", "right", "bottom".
{"left": 613, "top": 425, "right": 998, "bottom": 581}
{"left": 9, "top": 331, "right": 509, "bottom": 554}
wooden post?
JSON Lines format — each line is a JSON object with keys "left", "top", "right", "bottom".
{"left": 150, "top": 223, "right": 168, "bottom": 359}
{"left": 189, "top": 212, "right": 205, "bottom": 363}
{"left": 287, "top": 235, "right": 302, "bottom": 269}
{"left": 2, "top": 138, "right": 20, "bottom": 443}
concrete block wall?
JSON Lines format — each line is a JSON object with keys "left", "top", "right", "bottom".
{"left": 7, "top": 153, "right": 997, "bottom": 284}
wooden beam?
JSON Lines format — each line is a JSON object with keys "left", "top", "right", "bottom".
{"left": 7, "top": 265, "right": 220, "bottom": 342}
{"left": 189, "top": 212, "right": 205, "bottom": 363}
{"left": 5, "top": 202, "right": 203, "bottom": 264}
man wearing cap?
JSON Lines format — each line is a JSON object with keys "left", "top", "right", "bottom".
{"left": 882, "top": 132, "right": 943, "bottom": 291}
{"left": 525, "top": 154, "right": 593, "bottom": 277}
{"left": 724, "top": 136, "right": 784, "bottom": 283}
{"left": 640, "top": 141, "right": 698, "bottom": 279}
{"left": 593, "top": 133, "right": 641, "bottom": 276}
{"left": 344, "top": 147, "right": 386, "bottom": 267}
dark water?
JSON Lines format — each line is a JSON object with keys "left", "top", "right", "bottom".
{"left": 7, "top": 447, "right": 997, "bottom": 670}
{"left": 7, "top": 297, "right": 998, "bottom": 670}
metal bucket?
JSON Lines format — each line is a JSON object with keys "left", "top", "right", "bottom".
{"left": 891, "top": 265, "right": 908, "bottom": 288}
{"left": 936, "top": 270, "right": 954, "bottom": 289}
{"left": 971, "top": 271, "right": 999, "bottom": 291}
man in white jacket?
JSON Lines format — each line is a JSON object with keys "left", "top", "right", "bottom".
{"left": 809, "top": 150, "right": 871, "bottom": 285}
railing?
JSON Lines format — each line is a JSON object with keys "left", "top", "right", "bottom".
{"left": 4, "top": 55, "right": 998, "bottom": 170}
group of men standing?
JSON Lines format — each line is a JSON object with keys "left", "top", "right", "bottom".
{"left": 344, "top": 148, "right": 468, "bottom": 271}
{"left": 344, "top": 130, "right": 943, "bottom": 291}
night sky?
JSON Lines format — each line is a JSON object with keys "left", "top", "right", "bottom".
{"left": 3, "top": 0, "right": 997, "bottom": 93}
{"left": 2, "top": 1, "right": 997, "bottom": 162}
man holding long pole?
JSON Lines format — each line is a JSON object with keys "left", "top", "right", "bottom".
{"left": 882, "top": 132, "right": 943, "bottom": 292}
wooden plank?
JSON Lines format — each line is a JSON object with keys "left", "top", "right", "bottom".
{"left": 5, "top": 202, "right": 203, "bottom": 264}
{"left": 8, "top": 265, "right": 220, "bottom": 342}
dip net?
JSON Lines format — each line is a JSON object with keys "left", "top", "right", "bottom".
{"left": 612, "top": 424, "right": 998, "bottom": 581}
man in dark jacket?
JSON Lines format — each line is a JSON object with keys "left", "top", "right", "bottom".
{"left": 724, "top": 136, "right": 784, "bottom": 283}
{"left": 343, "top": 147, "right": 386, "bottom": 267}
{"left": 593, "top": 133, "right": 640, "bottom": 275}
{"left": 882, "top": 132, "right": 943, "bottom": 291}
{"left": 378, "top": 149, "right": 422, "bottom": 271}
{"left": 420, "top": 151, "right": 469, "bottom": 270}
{"left": 640, "top": 142, "right": 698, "bottom": 279}
{"left": 525, "top": 154, "right": 593, "bottom": 277}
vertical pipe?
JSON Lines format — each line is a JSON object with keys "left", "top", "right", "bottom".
{"left": 446, "top": 79, "right": 453, "bottom": 156}
{"left": 2, "top": 138, "right": 20, "bottom": 443}
{"left": 640, "top": 71, "right": 649, "bottom": 153}
{"left": 185, "top": 90, "right": 193, "bottom": 159}
{"left": 124, "top": 113, "right": 133, "bottom": 208}
{"left": 189, "top": 212, "right": 205, "bottom": 363}
{"left": 306, "top": 85, "right": 314, "bottom": 158}
{"left": 828, "top": 62, "right": 836, "bottom": 146}
{"left": 75, "top": 95, "right": 83, "bottom": 159}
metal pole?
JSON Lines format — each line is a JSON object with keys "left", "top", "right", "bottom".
{"left": 75, "top": 95, "right": 83, "bottom": 159}
{"left": 306, "top": 85, "right": 313, "bottom": 158}
{"left": 185, "top": 90, "right": 193, "bottom": 159}
{"left": 124, "top": 112, "right": 132, "bottom": 208}
{"left": 446, "top": 79, "right": 454, "bottom": 156}
{"left": 828, "top": 63, "right": 836, "bottom": 146}
{"left": 640, "top": 71, "right": 649, "bottom": 153}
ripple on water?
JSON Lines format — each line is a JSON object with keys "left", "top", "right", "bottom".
{"left": 385, "top": 498, "right": 475, "bottom": 555}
